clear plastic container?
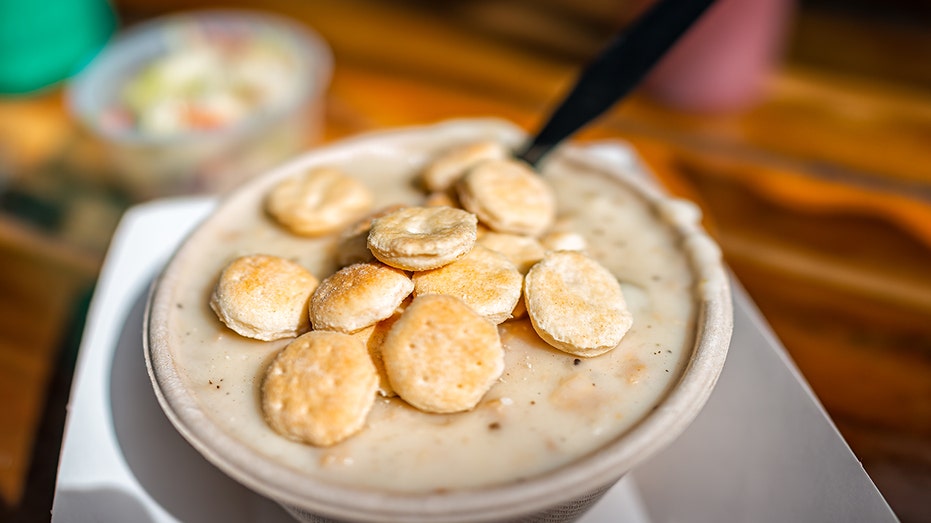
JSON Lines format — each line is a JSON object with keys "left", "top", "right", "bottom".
{"left": 68, "top": 9, "right": 332, "bottom": 199}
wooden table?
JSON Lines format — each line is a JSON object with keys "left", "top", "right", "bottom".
{"left": 1, "top": 0, "right": 929, "bottom": 521}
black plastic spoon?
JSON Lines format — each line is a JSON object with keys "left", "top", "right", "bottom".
{"left": 517, "top": 0, "right": 716, "bottom": 167}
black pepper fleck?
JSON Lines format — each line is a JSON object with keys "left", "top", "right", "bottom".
{"left": 489, "top": 422, "right": 501, "bottom": 430}
{"left": 573, "top": 358, "right": 581, "bottom": 366}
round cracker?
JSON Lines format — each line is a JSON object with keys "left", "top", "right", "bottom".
{"left": 381, "top": 294, "right": 504, "bottom": 413}
{"left": 209, "top": 254, "right": 318, "bottom": 341}
{"left": 456, "top": 159, "right": 555, "bottom": 237}
{"left": 310, "top": 262, "right": 413, "bottom": 333}
{"left": 412, "top": 245, "right": 522, "bottom": 324}
{"left": 420, "top": 140, "right": 508, "bottom": 192}
{"left": 477, "top": 232, "right": 546, "bottom": 274}
{"left": 353, "top": 313, "right": 403, "bottom": 397}
{"left": 261, "top": 331, "right": 378, "bottom": 446}
{"left": 266, "top": 167, "right": 373, "bottom": 236}
{"left": 367, "top": 206, "right": 477, "bottom": 271}
{"left": 524, "top": 251, "right": 632, "bottom": 357}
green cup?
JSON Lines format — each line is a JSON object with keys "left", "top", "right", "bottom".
{"left": 0, "top": 0, "right": 116, "bottom": 94}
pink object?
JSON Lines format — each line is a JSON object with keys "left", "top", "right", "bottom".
{"left": 641, "top": 0, "right": 794, "bottom": 112}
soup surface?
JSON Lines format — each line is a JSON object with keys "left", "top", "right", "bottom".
{"left": 159, "top": 123, "right": 698, "bottom": 493}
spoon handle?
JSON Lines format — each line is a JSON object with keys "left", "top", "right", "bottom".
{"left": 517, "top": 0, "right": 716, "bottom": 166}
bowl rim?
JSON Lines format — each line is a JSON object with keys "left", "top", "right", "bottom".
{"left": 144, "top": 118, "right": 733, "bottom": 522}
{"left": 67, "top": 8, "right": 333, "bottom": 148}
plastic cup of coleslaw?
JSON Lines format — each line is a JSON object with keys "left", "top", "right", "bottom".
{"left": 68, "top": 9, "right": 332, "bottom": 199}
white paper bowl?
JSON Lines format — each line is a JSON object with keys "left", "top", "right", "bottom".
{"left": 144, "top": 119, "right": 732, "bottom": 523}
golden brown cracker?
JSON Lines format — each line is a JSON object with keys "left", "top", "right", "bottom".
{"left": 381, "top": 294, "right": 504, "bottom": 413}
{"left": 524, "top": 251, "right": 632, "bottom": 356}
{"left": 310, "top": 262, "right": 413, "bottom": 333}
{"left": 367, "top": 206, "right": 477, "bottom": 270}
{"left": 210, "top": 254, "right": 318, "bottom": 341}
{"left": 266, "top": 167, "right": 373, "bottom": 236}
{"left": 261, "top": 331, "right": 378, "bottom": 446}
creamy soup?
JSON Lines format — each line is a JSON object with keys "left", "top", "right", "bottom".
{"left": 157, "top": 123, "right": 701, "bottom": 493}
